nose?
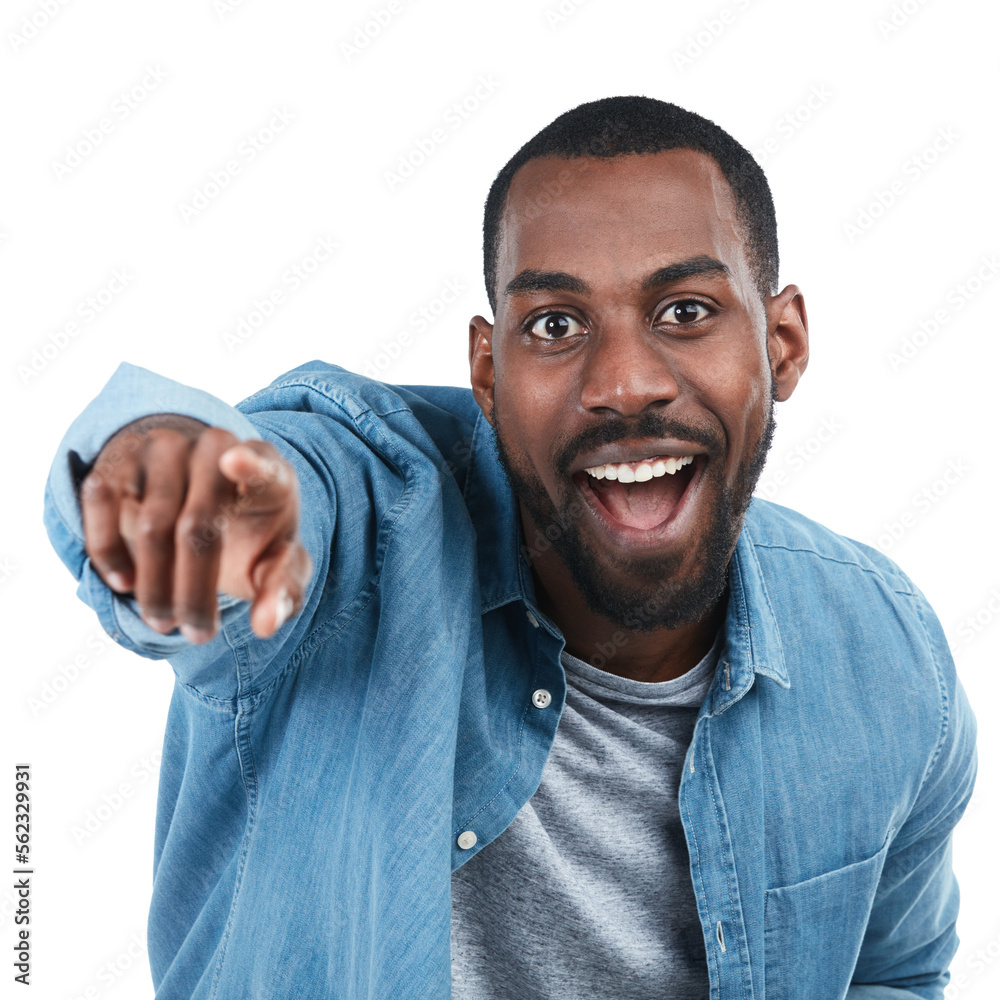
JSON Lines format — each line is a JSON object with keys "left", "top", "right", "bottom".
{"left": 578, "top": 323, "right": 680, "bottom": 418}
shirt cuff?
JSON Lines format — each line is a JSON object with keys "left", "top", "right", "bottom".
{"left": 42, "top": 361, "right": 260, "bottom": 659}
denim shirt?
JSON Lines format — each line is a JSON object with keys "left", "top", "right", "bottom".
{"left": 43, "top": 360, "right": 977, "bottom": 1000}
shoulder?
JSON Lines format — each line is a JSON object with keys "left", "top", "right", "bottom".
{"left": 743, "top": 497, "right": 919, "bottom": 598}
{"left": 239, "top": 359, "right": 478, "bottom": 425}
{"left": 235, "top": 360, "right": 481, "bottom": 480}
{"left": 743, "top": 500, "right": 973, "bottom": 764}
{"left": 742, "top": 498, "right": 947, "bottom": 701}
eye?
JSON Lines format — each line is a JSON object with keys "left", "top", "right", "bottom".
{"left": 527, "top": 312, "right": 586, "bottom": 340}
{"left": 659, "top": 300, "right": 713, "bottom": 325}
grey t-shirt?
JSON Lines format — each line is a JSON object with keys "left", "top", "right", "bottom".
{"left": 450, "top": 633, "right": 720, "bottom": 999}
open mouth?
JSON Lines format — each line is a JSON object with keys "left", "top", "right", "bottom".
{"left": 573, "top": 454, "right": 702, "bottom": 534}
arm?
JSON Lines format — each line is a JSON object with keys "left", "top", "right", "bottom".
{"left": 848, "top": 594, "right": 978, "bottom": 999}
{"left": 45, "top": 359, "right": 420, "bottom": 700}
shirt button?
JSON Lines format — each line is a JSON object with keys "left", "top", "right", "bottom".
{"left": 525, "top": 609, "right": 539, "bottom": 628}
{"left": 531, "top": 689, "right": 552, "bottom": 709}
{"left": 457, "top": 830, "right": 478, "bottom": 850}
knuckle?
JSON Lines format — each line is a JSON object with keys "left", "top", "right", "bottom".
{"left": 176, "top": 508, "right": 224, "bottom": 554}
{"left": 145, "top": 427, "right": 189, "bottom": 452}
{"left": 176, "top": 510, "right": 210, "bottom": 539}
{"left": 80, "top": 473, "right": 114, "bottom": 503}
{"left": 200, "top": 426, "right": 237, "bottom": 451}
{"left": 134, "top": 513, "right": 173, "bottom": 545}
{"left": 122, "top": 431, "right": 145, "bottom": 453}
{"left": 143, "top": 483, "right": 181, "bottom": 506}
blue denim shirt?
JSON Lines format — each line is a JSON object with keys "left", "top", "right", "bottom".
{"left": 43, "top": 361, "right": 977, "bottom": 1000}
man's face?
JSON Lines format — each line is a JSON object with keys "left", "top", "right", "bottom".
{"left": 470, "top": 149, "right": 805, "bottom": 632}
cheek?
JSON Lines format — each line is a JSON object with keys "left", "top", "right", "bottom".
{"left": 495, "top": 375, "right": 550, "bottom": 465}
{"left": 501, "top": 360, "right": 570, "bottom": 440}
{"left": 696, "top": 352, "right": 771, "bottom": 461}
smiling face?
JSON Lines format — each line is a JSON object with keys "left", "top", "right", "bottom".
{"left": 469, "top": 149, "right": 808, "bottom": 635}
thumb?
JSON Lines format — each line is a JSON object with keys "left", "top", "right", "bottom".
{"left": 249, "top": 537, "right": 313, "bottom": 638}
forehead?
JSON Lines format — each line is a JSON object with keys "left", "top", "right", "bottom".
{"left": 500, "top": 149, "right": 751, "bottom": 292}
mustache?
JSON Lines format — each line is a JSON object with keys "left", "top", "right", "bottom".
{"left": 555, "top": 411, "right": 724, "bottom": 476}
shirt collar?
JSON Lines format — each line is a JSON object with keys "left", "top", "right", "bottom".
{"left": 463, "top": 409, "right": 532, "bottom": 614}
{"left": 463, "top": 410, "right": 789, "bottom": 703}
{"left": 710, "top": 509, "right": 790, "bottom": 714}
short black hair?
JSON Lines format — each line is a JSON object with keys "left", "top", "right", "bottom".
{"left": 482, "top": 95, "right": 779, "bottom": 315}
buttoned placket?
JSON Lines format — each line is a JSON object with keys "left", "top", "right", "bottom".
{"left": 681, "top": 705, "right": 754, "bottom": 999}
{"left": 676, "top": 528, "right": 790, "bottom": 999}
{"left": 451, "top": 600, "right": 566, "bottom": 867}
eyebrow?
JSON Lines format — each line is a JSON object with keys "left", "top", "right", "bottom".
{"left": 641, "top": 254, "right": 731, "bottom": 291}
{"left": 503, "top": 255, "right": 731, "bottom": 298}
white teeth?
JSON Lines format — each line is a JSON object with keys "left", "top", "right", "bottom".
{"left": 584, "top": 455, "right": 694, "bottom": 480}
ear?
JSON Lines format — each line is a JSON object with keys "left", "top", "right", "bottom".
{"left": 766, "top": 284, "right": 809, "bottom": 402}
{"left": 469, "top": 314, "right": 496, "bottom": 425}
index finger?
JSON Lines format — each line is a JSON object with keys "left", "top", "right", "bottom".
{"left": 217, "top": 441, "right": 294, "bottom": 513}
{"left": 171, "top": 428, "right": 242, "bottom": 643}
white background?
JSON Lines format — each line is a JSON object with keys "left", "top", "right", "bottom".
{"left": 3, "top": 0, "right": 998, "bottom": 996}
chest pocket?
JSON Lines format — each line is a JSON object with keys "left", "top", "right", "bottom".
{"left": 763, "top": 832, "right": 892, "bottom": 1000}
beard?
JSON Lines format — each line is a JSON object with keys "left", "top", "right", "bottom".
{"left": 490, "top": 382, "right": 777, "bottom": 633}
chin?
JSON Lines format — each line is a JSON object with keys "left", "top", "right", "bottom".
{"left": 561, "top": 522, "right": 733, "bottom": 633}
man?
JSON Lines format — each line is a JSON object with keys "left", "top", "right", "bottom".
{"left": 44, "top": 97, "right": 976, "bottom": 998}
